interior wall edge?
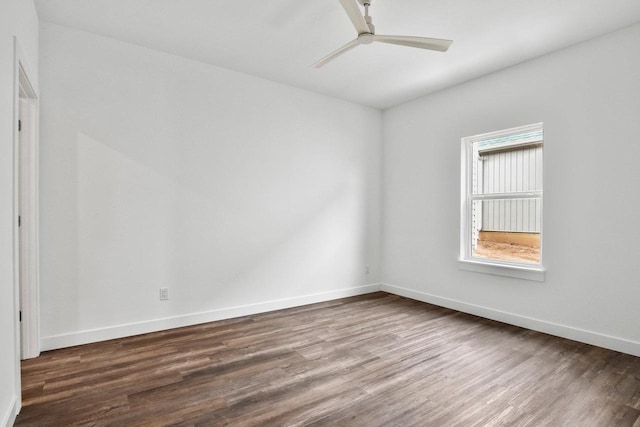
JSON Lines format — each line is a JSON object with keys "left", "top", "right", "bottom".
{"left": 40, "top": 284, "right": 382, "bottom": 351}
{"left": 381, "top": 283, "right": 640, "bottom": 358}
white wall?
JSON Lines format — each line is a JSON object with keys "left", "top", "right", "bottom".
{"left": 382, "top": 24, "right": 640, "bottom": 356}
{"left": 39, "top": 23, "right": 382, "bottom": 349}
{"left": 0, "top": 1, "right": 39, "bottom": 425}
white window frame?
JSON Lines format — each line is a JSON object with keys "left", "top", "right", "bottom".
{"left": 459, "top": 123, "right": 545, "bottom": 281}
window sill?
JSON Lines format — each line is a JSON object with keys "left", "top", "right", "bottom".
{"left": 458, "top": 259, "right": 545, "bottom": 282}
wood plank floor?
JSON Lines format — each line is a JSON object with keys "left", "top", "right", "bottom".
{"left": 16, "top": 292, "right": 640, "bottom": 426}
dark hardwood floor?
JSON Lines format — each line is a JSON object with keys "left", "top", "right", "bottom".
{"left": 16, "top": 292, "right": 640, "bottom": 426}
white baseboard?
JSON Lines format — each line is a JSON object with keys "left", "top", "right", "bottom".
{"left": 40, "top": 282, "right": 640, "bottom": 357}
{"left": 381, "top": 283, "right": 640, "bottom": 357}
{"left": 1, "top": 396, "right": 19, "bottom": 427}
{"left": 41, "top": 284, "right": 381, "bottom": 351}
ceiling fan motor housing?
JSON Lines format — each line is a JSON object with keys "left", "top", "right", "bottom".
{"left": 358, "top": 33, "right": 375, "bottom": 44}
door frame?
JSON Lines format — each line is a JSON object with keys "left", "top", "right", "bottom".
{"left": 13, "top": 36, "right": 40, "bottom": 371}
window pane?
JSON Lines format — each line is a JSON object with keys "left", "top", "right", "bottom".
{"left": 471, "top": 199, "right": 540, "bottom": 264}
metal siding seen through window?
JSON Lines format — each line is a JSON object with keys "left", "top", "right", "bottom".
{"left": 480, "top": 144, "right": 542, "bottom": 232}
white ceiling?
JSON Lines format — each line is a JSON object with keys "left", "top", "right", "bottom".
{"left": 35, "top": 0, "right": 640, "bottom": 109}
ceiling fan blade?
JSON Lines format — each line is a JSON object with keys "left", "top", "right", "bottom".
{"left": 375, "top": 35, "right": 453, "bottom": 52}
{"left": 312, "top": 38, "right": 361, "bottom": 68}
{"left": 339, "top": 0, "right": 370, "bottom": 34}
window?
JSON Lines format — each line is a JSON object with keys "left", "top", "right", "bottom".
{"left": 460, "top": 123, "right": 544, "bottom": 281}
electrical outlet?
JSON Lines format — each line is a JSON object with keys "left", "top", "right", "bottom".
{"left": 159, "top": 287, "right": 169, "bottom": 301}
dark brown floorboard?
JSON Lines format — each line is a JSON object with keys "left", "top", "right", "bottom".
{"left": 15, "top": 292, "right": 640, "bottom": 426}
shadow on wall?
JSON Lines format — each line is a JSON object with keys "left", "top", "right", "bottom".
{"left": 63, "top": 131, "right": 369, "bottom": 329}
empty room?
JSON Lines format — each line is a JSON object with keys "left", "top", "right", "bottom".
{"left": 2, "top": 0, "right": 640, "bottom": 425}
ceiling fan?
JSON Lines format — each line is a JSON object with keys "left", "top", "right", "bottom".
{"left": 313, "top": 0, "right": 453, "bottom": 68}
